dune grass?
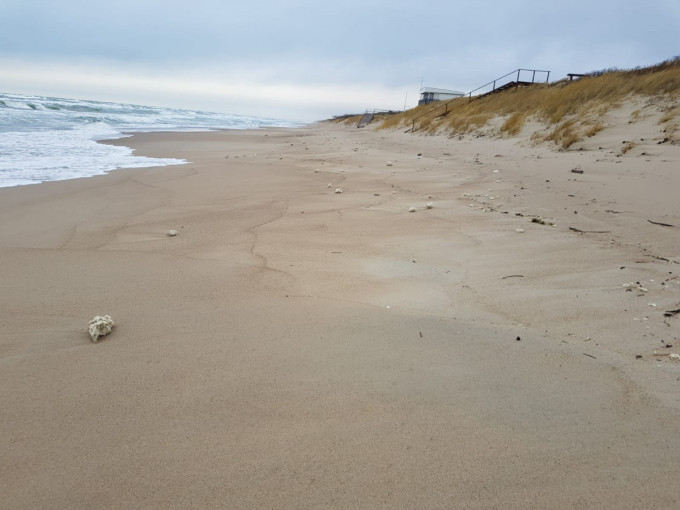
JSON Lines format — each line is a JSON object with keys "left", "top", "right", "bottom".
{"left": 377, "top": 57, "right": 680, "bottom": 148}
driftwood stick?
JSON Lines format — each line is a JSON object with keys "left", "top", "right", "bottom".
{"left": 501, "top": 274, "right": 524, "bottom": 279}
{"left": 569, "top": 227, "right": 611, "bottom": 234}
{"left": 648, "top": 219, "right": 674, "bottom": 227}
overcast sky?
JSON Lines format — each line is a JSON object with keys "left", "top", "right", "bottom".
{"left": 1, "top": 0, "right": 678, "bottom": 121}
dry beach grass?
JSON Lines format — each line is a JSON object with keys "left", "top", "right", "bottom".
{"left": 374, "top": 57, "right": 680, "bottom": 149}
{"left": 1, "top": 73, "right": 680, "bottom": 507}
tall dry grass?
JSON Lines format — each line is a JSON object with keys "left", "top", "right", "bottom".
{"left": 377, "top": 57, "right": 680, "bottom": 148}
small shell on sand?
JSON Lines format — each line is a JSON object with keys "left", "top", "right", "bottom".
{"left": 89, "top": 315, "right": 115, "bottom": 342}
{"left": 386, "top": 161, "right": 393, "bottom": 166}
{"left": 515, "top": 227, "right": 525, "bottom": 233}
{"left": 409, "top": 207, "right": 417, "bottom": 212}
{"left": 166, "top": 230, "right": 179, "bottom": 237}
{"left": 426, "top": 202, "right": 434, "bottom": 209}
{"left": 335, "top": 188, "right": 343, "bottom": 194}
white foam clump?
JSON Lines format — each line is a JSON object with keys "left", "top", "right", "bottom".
{"left": 89, "top": 315, "right": 115, "bottom": 342}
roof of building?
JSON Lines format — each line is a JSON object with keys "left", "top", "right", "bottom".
{"left": 420, "top": 87, "right": 465, "bottom": 95}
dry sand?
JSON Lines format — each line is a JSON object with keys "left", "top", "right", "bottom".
{"left": 2, "top": 103, "right": 680, "bottom": 508}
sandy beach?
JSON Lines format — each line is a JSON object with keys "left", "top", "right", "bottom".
{"left": 2, "top": 111, "right": 680, "bottom": 508}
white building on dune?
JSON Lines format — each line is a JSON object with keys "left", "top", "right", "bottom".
{"left": 418, "top": 87, "right": 465, "bottom": 105}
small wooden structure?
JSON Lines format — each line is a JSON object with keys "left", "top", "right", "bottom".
{"left": 568, "top": 73, "right": 586, "bottom": 81}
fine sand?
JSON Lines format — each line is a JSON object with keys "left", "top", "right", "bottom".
{"left": 2, "top": 106, "right": 680, "bottom": 508}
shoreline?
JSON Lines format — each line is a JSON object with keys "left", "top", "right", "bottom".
{"left": 2, "top": 120, "right": 680, "bottom": 508}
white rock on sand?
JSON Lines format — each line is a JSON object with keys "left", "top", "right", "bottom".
{"left": 88, "top": 315, "right": 115, "bottom": 342}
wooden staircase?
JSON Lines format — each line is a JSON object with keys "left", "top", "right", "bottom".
{"left": 467, "top": 69, "right": 550, "bottom": 101}
{"left": 357, "top": 112, "right": 374, "bottom": 128}
{"left": 474, "top": 80, "right": 535, "bottom": 100}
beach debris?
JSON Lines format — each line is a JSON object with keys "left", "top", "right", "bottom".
{"left": 515, "top": 227, "right": 525, "bottom": 233}
{"left": 570, "top": 166, "right": 584, "bottom": 174}
{"left": 623, "top": 282, "right": 648, "bottom": 292}
{"left": 334, "top": 187, "right": 343, "bottom": 194}
{"left": 166, "top": 229, "right": 179, "bottom": 237}
{"left": 531, "top": 217, "right": 556, "bottom": 226}
{"left": 426, "top": 202, "right": 434, "bottom": 209}
{"left": 664, "top": 308, "right": 680, "bottom": 318}
{"left": 647, "top": 219, "right": 674, "bottom": 227}
{"left": 409, "top": 207, "right": 417, "bottom": 213}
{"left": 670, "top": 353, "right": 680, "bottom": 361}
{"left": 636, "top": 354, "right": 643, "bottom": 359}
{"left": 88, "top": 315, "right": 115, "bottom": 343}
{"left": 516, "top": 336, "right": 521, "bottom": 341}
{"left": 502, "top": 275, "right": 524, "bottom": 279}
{"left": 327, "top": 183, "right": 332, "bottom": 188}
{"left": 386, "top": 161, "right": 393, "bottom": 166}
{"left": 583, "top": 353, "right": 597, "bottom": 359}
{"left": 569, "top": 227, "right": 611, "bottom": 234}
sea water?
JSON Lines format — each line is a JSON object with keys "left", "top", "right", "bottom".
{"left": 0, "top": 92, "right": 302, "bottom": 187}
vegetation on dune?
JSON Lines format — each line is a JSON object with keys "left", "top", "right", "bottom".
{"left": 332, "top": 113, "right": 364, "bottom": 125}
{"left": 332, "top": 111, "right": 400, "bottom": 127}
{"left": 377, "top": 57, "right": 680, "bottom": 149}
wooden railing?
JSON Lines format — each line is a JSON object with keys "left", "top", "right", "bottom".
{"left": 465, "top": 68, "right": 550, "bottom": 101}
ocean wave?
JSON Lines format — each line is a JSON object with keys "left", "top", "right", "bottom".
{"left": 0, "top": 92, "right": 301, "bottom": 187}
